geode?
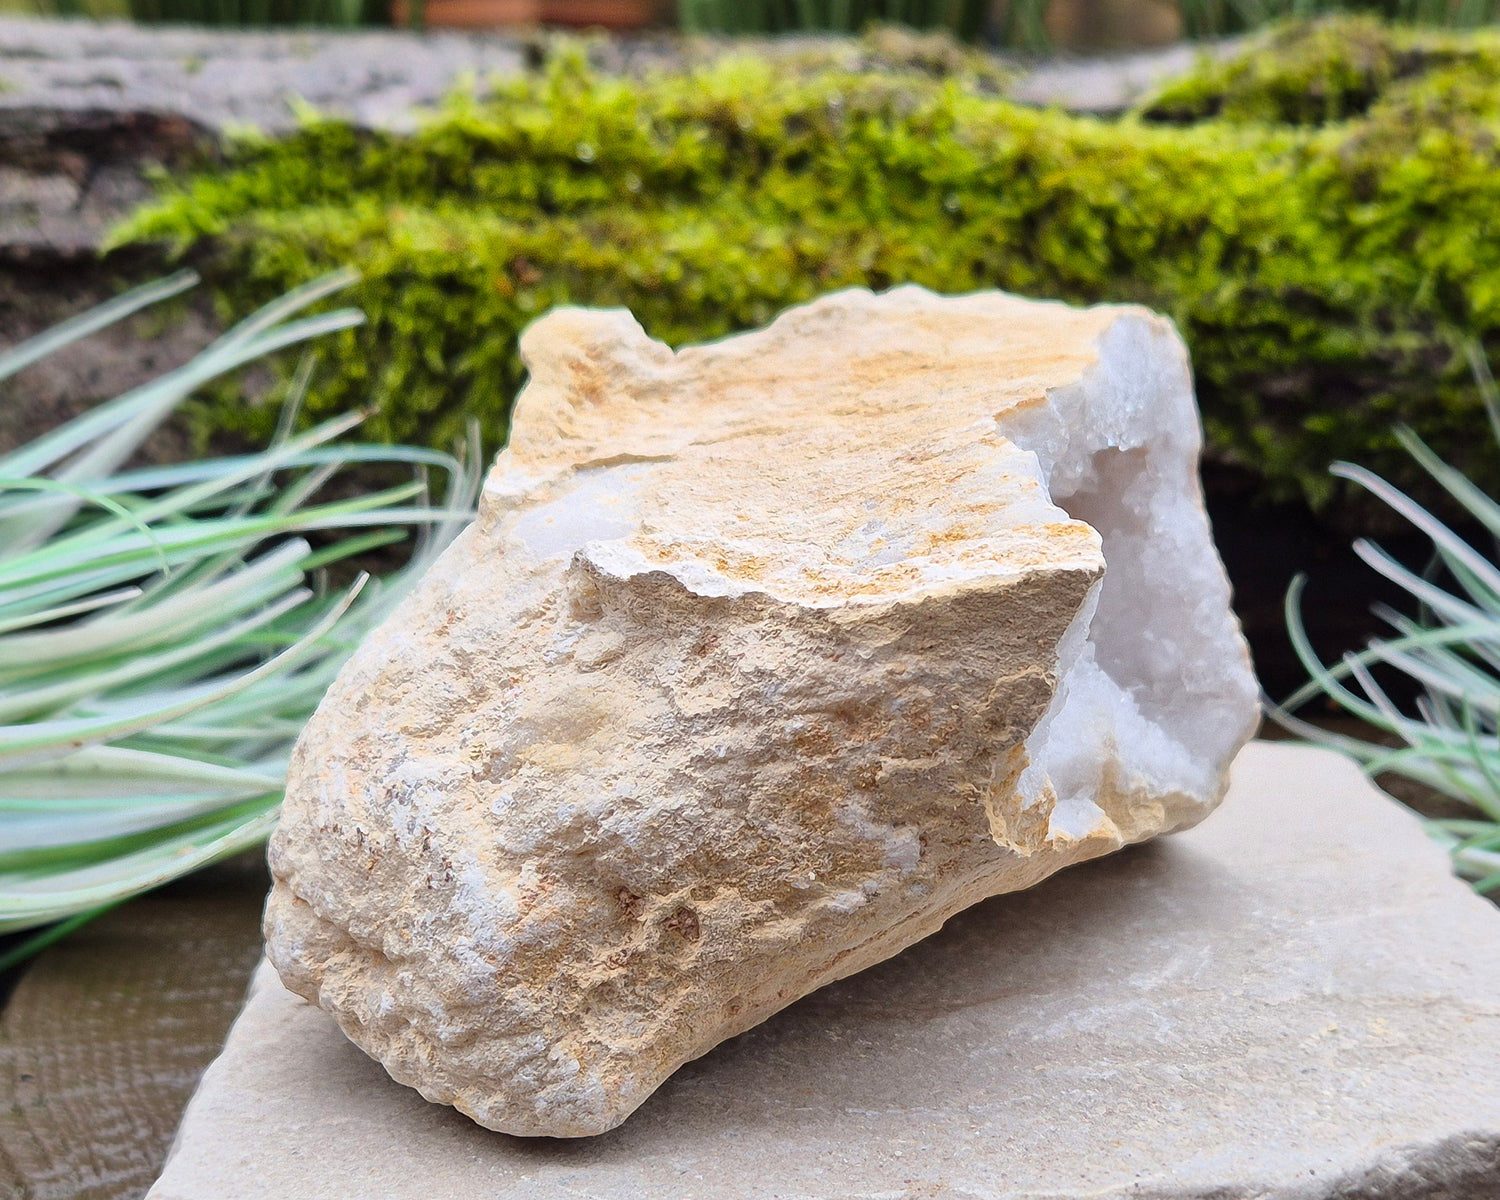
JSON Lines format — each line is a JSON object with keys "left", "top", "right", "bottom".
{"left": 264, "top": 287, "right": 1260, "bottom": 1137}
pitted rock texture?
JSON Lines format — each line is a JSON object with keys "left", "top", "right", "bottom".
{"left": 264, "top": 286, "right": 1260, "bottom": 1137}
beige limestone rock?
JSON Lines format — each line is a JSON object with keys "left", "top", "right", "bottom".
{"left": 264, "top": 286, "right": 1260, "bottom": 1138}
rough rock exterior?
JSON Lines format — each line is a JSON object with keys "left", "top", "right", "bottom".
{"left": 264, "top": 287, "right": 1260, "bottom": 1137}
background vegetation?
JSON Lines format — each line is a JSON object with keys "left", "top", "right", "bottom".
{"left": 112, "top": 18, "right": 1500, "bottom": 519}
{"left": 2, "top": 0, "right": 1497, "bottom": 42}
{"left": 677, "top": 0, "right": 998, "bottom": 41}
{"left": 1272, "top": 348, "right": 1500, "bottom": 893}
{"left": 126, "top": 0, "right": 368, "bottom": 25}
{"left": 0, "top": 272, "right": 476, "bottom": 961}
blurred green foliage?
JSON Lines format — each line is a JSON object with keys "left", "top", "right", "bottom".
{"left": 0, "top": 0, "right": 371, "bottom": 26}
{"left": 0, "top": 0, "right": 127, "bottom": 16}
{"left": 1143, "top": 14, "right": 1500, "bottom": 121}
{"left": 6, "top": 0, "right": 1498, "bottom": 35}
{"left": 126, "top": 0, "right": 366, "bottom": 24}
{"left": 683, "top": 0, "right": 1500, "bottom": 45}
{"left": 113, "top": 18, "right": 1500, "bottom": 512}
{"left": 677, "top": 0, "right": 1006, "bottom": 45}
{"left": 1178, "top": 0, "right": 1500, "bottom": 40}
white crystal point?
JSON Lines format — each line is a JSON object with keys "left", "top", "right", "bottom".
{"left": 264, "top": 287, "right": 1259, "bottom": 1138}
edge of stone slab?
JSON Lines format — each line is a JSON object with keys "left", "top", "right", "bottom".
{"left": 1320, "top": 1134, "right": 1500, "bottom": 1200}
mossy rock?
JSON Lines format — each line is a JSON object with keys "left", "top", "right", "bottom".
{"left": 113, "top": 19, "right": 1500, "bottom": 513}
{"left": 1137, "top": 16, "right": 1500, "bottom": 126}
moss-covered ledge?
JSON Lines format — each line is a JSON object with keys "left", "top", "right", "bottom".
{"left": 113, "top": 18, "right": 1500, "bottom": 515}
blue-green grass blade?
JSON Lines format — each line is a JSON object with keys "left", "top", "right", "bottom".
{"left": 0, "top": 540, "right": 312, "bottom": 677}
{"left": 0, "top": 587, "right": 142, "bottom": 636}
{"left": 1395, "top": 426, "right": 1500, "bottom": 541}
{"left": 1332, "top": 461, "right": 1500, "bottom": 604}
{"left": 0, "top": 746, "right": 281, "bottom": 798}
{"left": 0, "top": 272, "right": 197, "bottom": 386}
{"left": 0, "top": 804, "right": 279, "bottom": 933}
{"left": 98, "top": 444, "right": 462, "bottom": 493}
{"left": 0, "top": 308, "right": 363, "bottom": 483}
{"left": 209, "top": 267, "right": 359, "bottom": 356}
{"left": 3, "top": 791, "right": 279, "bottom": 853}
{"left": 0, "top": 576, "right": 363, "bottom": 769}
{"left": 0, "top": 588, "right": 312, "bottom": 723}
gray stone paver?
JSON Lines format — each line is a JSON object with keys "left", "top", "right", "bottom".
{"left": 0, "top": 18, "right": 526, "bottom": 132}
{"left": 0, "top": 16, "right": 1226, "bottom": 135}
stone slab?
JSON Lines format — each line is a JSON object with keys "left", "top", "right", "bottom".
{"left": 146, "top": 742, "right": 1500, "bottom": 1199}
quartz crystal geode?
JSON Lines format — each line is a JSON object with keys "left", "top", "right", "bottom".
{"left": 264, "top": 287, "right": 1260, "bottom": 1137}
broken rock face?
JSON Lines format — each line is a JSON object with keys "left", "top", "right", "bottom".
{"left": 264, "top": 287, "right": 1260, "bottom": 1138}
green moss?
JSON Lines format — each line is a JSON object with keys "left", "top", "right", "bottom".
{"left": 1137, "top": 15, "right": 1500, "bottom": 126}
{"left": 112, "top": 20, "right": 1500, "bottom": 511}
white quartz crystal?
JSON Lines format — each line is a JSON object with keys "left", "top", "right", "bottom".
{"left": 264, "top": 287, "right": 1259, "bottom": 1137}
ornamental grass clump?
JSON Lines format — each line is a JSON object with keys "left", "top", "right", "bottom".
{"left": 1275, "top": 349, "right": 1500, "bottom": 894}
{"left": 0, "top": 271, "right": 478, "bottom": 966}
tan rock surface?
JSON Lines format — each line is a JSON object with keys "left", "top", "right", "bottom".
{"left": 264, "top": 287, "right": 1259, "bottom": 1137}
